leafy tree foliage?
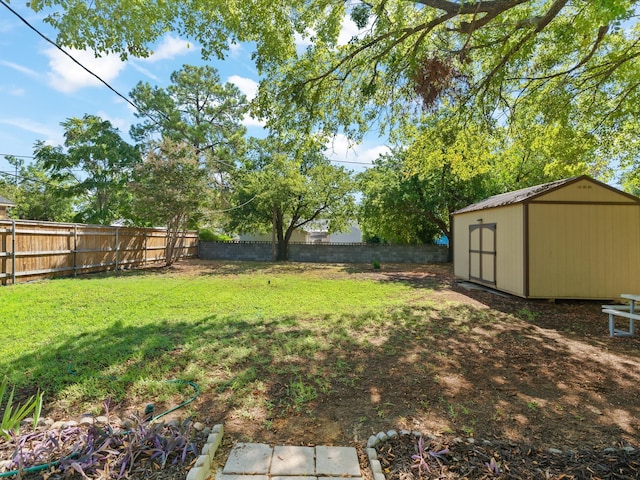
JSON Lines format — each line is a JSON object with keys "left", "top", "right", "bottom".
{"left": 29, "top": 1, "right": 640, "bottom": 135}
{"left": 359, "top": 149, "right": 492, "bottom": 250}
{"left": 129, "top": 65, "right": 249, "bottom": 224}
{"left": 360, "top": 102, "right": 605, "bottom": 254}
{"left": 129, "top": 65, "right": 248, "bottom": 175}
{"left": 34, "top": 115, "right": 141, "bottom": 225}
{"left": 130, "top": 139, "right": 210, "bottom": 266}
{"left": 227, "top": 135, "right": 356, "bottom": 260}
{"left": 0, "top": 156, "right": 74, "bottom": 222}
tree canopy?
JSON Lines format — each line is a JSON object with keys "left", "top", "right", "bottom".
{"left": 0, "top": 156, "right": 74, "bottom": 222}
{"left": 34, "top": 115, "right": 141, "bottom": 224}
{"left": 227, "top": 134, "right": 356, "bottom": 260}
{"left": 129, "top": 65, "right": 248, "bottom": 166}
{"left": 131, "top": 138, "right": 210, "bottom": 265}
{"left": 29, "top": 2, "right": 640, "bottom": 126}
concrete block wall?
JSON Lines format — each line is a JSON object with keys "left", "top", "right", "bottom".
{"left": 199, "top": 241, "right": 449, "bottom": 264}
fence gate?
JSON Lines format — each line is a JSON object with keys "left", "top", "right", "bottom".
{"left": 469, "top": 223, "right": 496, "bottom": 285}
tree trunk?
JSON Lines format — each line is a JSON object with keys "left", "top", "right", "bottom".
{"left": 277, "top": 241, "right": 288, "bottom": 261}
{"left": 275, "top": 212, "right": 288, "bottom": 261}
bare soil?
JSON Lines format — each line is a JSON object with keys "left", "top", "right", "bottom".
{"left": 203, "top": 262, "right": 640, "bottom": 478}
{"left": 201, "top": 262, "right": 640, "bottom": 450}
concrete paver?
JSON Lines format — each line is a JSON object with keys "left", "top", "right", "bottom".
{"left": 223, "top": 443, "right": 273, "bottom": 474}
{"left": 315, "top": 446, "right": 361, "bottom": 477}
{"left": 216, "top": 475, "right": 270, "bottom": 480}
{"left": 270, "top": 446, "right": 316, "bottom": 476}
{"left": 220, "top": 443, "right": 362, "bottom": 479}
{"left": 271, "top": 477, "right": 318, "bottom": 480}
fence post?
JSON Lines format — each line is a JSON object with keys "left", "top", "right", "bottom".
{"left": 11, "top": 220, "right": 16, "bottom": 285}
{"left": 73, "top": 224, "right": 78, "bottom": 277}
{"left": 0, "top": 223, "right": 4, "bottom": 287}
{"left": 115, "top": 226, "right": 119, "bottom": 271}
{"left": 143, "top": 228, "right": 148, "bottom": 266}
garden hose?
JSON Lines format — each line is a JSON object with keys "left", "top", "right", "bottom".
{"left": 0, "top": 379, "right": 200, "bottom": 478}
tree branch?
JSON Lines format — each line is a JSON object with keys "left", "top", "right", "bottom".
{"left": 417, "top": 0, "right": 529, "bottom": 15}
{"left": 476, "top": 0, "right": 569, "bottom": 95}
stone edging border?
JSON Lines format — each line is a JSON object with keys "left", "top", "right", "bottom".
{"left": 366, "top": 429, "right": 415, "bottom": 480}
{"left": 186, "top": 424, "right": 224, "bottom": 480}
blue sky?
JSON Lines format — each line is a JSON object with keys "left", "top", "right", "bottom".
{"left": 0, "top": 3, "right": 389, "bottom": 178}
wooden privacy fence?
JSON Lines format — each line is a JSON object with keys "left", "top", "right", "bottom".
{"left": 0, "top": 219, "right": 198, "bottom": 285}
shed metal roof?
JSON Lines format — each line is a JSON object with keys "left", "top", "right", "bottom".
{"left": 452, "top": 175, "right": 639, "bottom": 215}
{"left": 0, "top": 195, "right": 15, "bottom": 206}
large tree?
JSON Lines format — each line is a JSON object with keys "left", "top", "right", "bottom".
{"left": 227, "top": 135, "right": 356, "bottom": 261}
{"left": 29, "top": 1, "right": 640, "bottom": 126}
{"left": 358, "top": 151, "right": 488, "bottom": 246}
{"left": 28, "top": 1, "right": 640, "bottom": 182}
{"left": 129, "top": 65, "right": 248, "bottom": 168}
{"left": 0, "top": 156, "right": 74, "bottom": 222}
{"left": 130, "top": 138, "right": 210, "bottom": 266}
{"left": 34, "top": 115, "right": 141, "bottom": 225}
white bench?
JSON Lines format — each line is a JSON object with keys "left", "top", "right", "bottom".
{"left": 602, "top": 306, "right": 639, "bottom": 337}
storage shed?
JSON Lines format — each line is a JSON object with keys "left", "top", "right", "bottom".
{"left": 452, "top": 176, "right": 640, "bottom": 300}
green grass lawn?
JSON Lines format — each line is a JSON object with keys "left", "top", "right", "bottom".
{"left": 0, "top": 262, "right": 441, "bottom": 417}
{"left": 4, "top": 261, "right": 636, "bottom": 450}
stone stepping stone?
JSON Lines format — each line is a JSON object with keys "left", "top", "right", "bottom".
{"left": 315, "top": 446, "right": 361, "bottom": 477}
{"left": 223, "top": 443, "right": 273, "bottom": 474}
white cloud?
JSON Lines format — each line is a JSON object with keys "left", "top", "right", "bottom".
{"left": 228, "top": 75, "right": 259, "bottom": 100}
{"left": 0, "top": 117, "right": 64, "bottom": 145}
{"left": 142, "top": 35, "right": 196, "bottom": 62}
{"left": 96, "top": 111, "right": 130, "bottom": 133}
{"left": 0, "top": 60, "right": 38, "bottom": 78}
{"left": 294, "top": 30, "right": 315, "bottom": 49}
{"left": 0, "top": 85, "right": 26, "bottom": 96}
{"left": 357, "top": 144, "right": 390, "bottom": 164}
{"left": 338, "top": 15, "right": 374, "bottom": 46}
{"left": 228, "top": 41, "right": 243, "bottom": 58}
{"left": 293, "top": 14, "right": 373, "bottom": 51}
{"left": 241, "top": 112, "right": 266, "bottom": 128}
{"left": 128, "top": 61, "right": 161, "bottom": 82}
{"left": 43, "top": 47, "right": 126, "bottom": 93}
{"left": 325, "top": 134, "right": 389, "bottom": 168}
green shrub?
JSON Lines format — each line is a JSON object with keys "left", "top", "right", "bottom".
{"left": 199, "top": 229, "right": 233, "bottom": 242}
{"left": 372, "top": 259, "right": 381, "bottom": 269}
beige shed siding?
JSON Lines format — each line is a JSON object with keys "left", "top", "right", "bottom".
{"left": 454, "top": 205, "right": 525, "bottom": 296}
{"left": 528, "top": 203, "right": 640, "bottom": 299}
{"left": 535, "top": 178, "right": 637, "bottom": 203}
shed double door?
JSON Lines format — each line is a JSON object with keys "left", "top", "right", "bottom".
{"left": 469, "top": 223, "right": 496, "bottom": 285}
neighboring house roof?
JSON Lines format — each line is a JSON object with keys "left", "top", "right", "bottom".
{"left": 0, "top": 195, "right": 15, "bottom": 207}
{"left": 452, "top": 175, "right": 640, "bottom": 215}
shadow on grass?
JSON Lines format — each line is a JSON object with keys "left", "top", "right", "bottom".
{"left": 4, "top": 278, "right": 640, "bottom": 450}
{"left": 2, "top": 318, "right": 213, "bottom": 398}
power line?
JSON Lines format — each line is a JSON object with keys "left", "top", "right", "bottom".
{"left": 0, "top": 0, "right": 169, "bottom": 128}
{"left": 0, "top": 170, "right": 51, "bottom": 186}
{"left": 0, "top": 0, "right": 143, "bottom": 114}
{"left": 0, "top": 153, "right": 35, "bottom": 159}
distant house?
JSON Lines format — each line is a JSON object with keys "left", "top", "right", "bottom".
{"left": 306, "top": 222, "right": 362, "bottom": 244}
{"left": 238, "top": 229, "right": 310, "bottom": 243}
{"left": 0, "top": 195, "right": 15, "bottom": 219}
{"left": 238, "top": 222, "right": 363, "bottom": 244}
{"left": 452, "top": 175, "right": 640, "bottom": 300}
